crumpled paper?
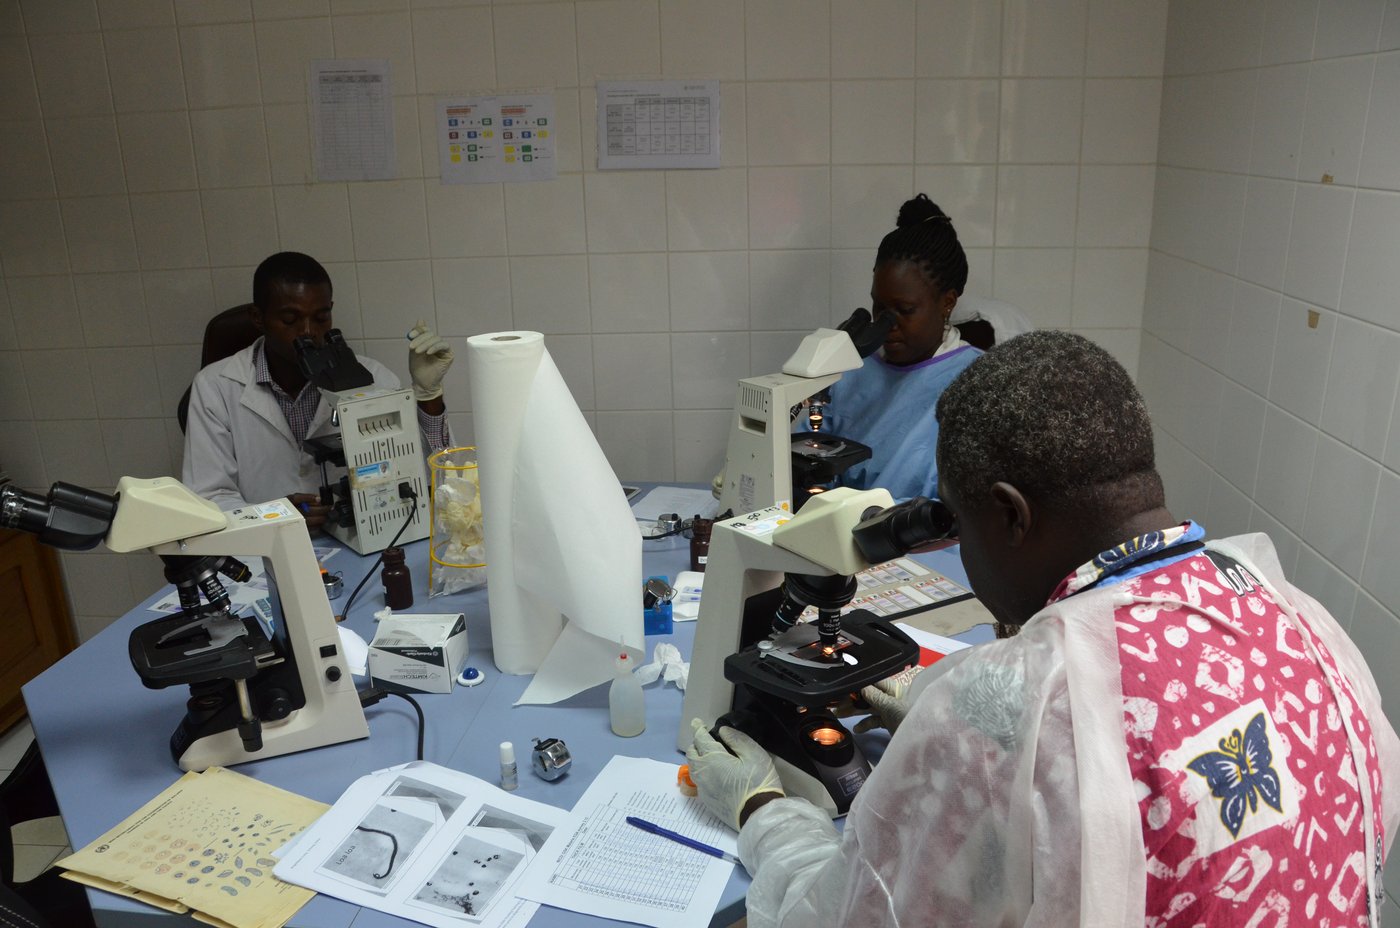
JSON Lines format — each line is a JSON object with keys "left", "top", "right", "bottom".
{"left": 635, "top": 642, "right": 688, "bottom": 691}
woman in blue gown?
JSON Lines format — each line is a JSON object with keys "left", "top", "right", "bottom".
{"left": 799, "top": 195, "right": 982, "bottom": 501}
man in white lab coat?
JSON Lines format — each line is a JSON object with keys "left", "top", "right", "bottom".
{"left": 688, "top": 331, "right": 1400, "bottom": 927}
{"left": 182, "top": 252, "right": 454, "bottom": 529}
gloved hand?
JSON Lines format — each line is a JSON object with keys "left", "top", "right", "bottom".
{"left": 685, "top": 719, "right": 784, "bottom": 831}
{"left": 710, "top": 469, "right": 724, "bottom": 500}
{"left": 852, "top": 664, "right": 923, "bottom": 734}
{"left": 407, "top": 321, "right": 454, "bottom": 402}
{"left": 286, "top": 493, "right": 331, "bottom": 534}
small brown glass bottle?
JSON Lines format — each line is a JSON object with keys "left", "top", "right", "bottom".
{"left": 689, "top": 517, "right": 713, "bottom": 572}
{"left": 381, "top": 546, "right": 414, "bottom": 610}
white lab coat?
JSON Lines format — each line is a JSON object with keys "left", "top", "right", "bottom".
{"left": 737, "top": 534, "right": 1400, "bottom": 927}
{"left": 182, "top": 338, "right": 402, "bottom": 510}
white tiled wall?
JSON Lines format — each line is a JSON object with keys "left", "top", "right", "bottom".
{"left": 1143, "top": 3, "right": 1400, "bottom": 911}
{"left": 0, "top": 0, "right": 1164, "bottom": 640}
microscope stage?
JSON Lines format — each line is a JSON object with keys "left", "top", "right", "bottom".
{"left": 723, "top": 609, "right": 919, "bottom": 707}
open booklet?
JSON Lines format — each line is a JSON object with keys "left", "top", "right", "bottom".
{"left": 273, "top": 762, "right": 569, "bottom": 928}
{"left": 57, "top": 766, "right": 326, "bottom": 928}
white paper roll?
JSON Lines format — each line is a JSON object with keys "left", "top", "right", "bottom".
{"left": 466, "top": 332, "right": 644, "bottom": 704}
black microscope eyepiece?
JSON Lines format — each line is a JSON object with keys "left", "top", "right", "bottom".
{"left": 851, "top": 496, "right": 958, "bottom": 565}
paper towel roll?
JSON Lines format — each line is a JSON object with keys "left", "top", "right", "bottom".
{"left": 466, "top": 332, "right": 643, "bottom": 704}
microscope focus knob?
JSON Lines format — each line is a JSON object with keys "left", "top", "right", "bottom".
{"left": 262, "top": 689, "right": 294, "bottom": 721}
{"left": 326, "top": 665, "right": 342, "bottom": 682}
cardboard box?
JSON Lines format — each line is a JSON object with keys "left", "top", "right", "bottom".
{"left": 368, "top": 613, "right": 468, "bottom": 694}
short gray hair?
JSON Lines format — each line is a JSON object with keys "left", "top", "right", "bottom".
{"left": 936, "top": 331, "right": 1162, "bottom": 511}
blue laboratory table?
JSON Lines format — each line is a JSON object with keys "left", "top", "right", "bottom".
{"left": 23, "top": 516, "right": 976, "bottom": 927}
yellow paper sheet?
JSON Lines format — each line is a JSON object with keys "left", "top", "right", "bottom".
{"left": 58, "top": 767, "right": 328, "bottom": 928}
{"left": 62, "top": 871, "right": 191, "bottom": 913}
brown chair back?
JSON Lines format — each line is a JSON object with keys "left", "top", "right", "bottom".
{"left": 954, "top": 319, "right": 996, "bottom": 351}
{"left": 178, "top": 303, "right": 261, "bottom": 433}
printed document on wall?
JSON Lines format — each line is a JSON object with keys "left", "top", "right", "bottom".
{"left": 596, "top": 80, "right": 720, "bottom": 170}
{"left": 438, "top": 94, "right": 556, "bottom": 185}
{"left": 309, "top": 59, "right": 396, "bottom": 181}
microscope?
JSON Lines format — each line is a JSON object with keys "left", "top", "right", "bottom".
{"left": 1, "top": 477, "right": 368, "bottom": 771}
{"left": 677, "top": 487, "right": 958, "bottom": 815}
{"left": 715, "top": 309, "right": 893, "bottom": 516}
{"left": 296, "top": 330, "right": 431, "bottom": 555}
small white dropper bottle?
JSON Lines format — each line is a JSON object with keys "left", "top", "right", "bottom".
{"left": 609, "top": 648, "right": 645, "bottom": 737}
{"left": 499, "top": 741, "right": 518, "bottom": 790}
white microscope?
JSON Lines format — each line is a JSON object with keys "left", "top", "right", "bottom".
{"left": 1, "top": 477, "right": 368, "bottom": 771}
{"left": 677, "top": 487, "right": 958, "bottom": 815}
{"left": 715, "top": 309, "right": 893, "bottom": 516}
{"left": 296, "top": 330, "right": 431, "bottom": 555}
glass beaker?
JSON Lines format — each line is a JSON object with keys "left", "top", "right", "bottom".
{"left": 428, "top": 447, "right": 488, "bottom": 596}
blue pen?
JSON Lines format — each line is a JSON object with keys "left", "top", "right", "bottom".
{"left": 624, "top": 816, "right": 739, "bottom": 865}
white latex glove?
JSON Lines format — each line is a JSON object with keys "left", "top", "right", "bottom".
{"left": 685, "top": 719, "right": 784, "bottom": 831}
{"left": 852, "top": 664, "right": 923, "bottom": 734}
{"left": 407, "top": 321, "right": 454, "bottom": 402}
{"left": 710, "top": 468, "right": 725, "bottom": 500}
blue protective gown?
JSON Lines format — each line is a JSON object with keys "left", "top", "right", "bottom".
{"left": 796, "top": 343, "right": 980, "bottom": 501}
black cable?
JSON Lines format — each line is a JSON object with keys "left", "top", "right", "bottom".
{"left": 388, "top": 692, "right": 426, "bottom": 761}
{"left": 338, "top": 486, "right": 419, "bottom": 620}
{"left": 643, "top": 509, "right": 731, "bottom": 541}
{"left": 642, "top": 519, "right": 692, "bottom": 541}
{"left": 357, "top": 687, "right": 426, "bottom": 762}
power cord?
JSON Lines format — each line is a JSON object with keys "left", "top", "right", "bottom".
{"left": 336, "top": 483, "right": 420, "bottom": 622}
{"left": 642, "top": 518, "right": 693, "bottom": 541}
{"left": 358, "top": 686, "right": 426, "bottom": 761}
{"left": 642, "top": 509, "right": 730, "bottom": 541}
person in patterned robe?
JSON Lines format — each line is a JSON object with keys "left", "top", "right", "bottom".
{"left": 687, "top": 330, "right": 1400, "bottom": 927}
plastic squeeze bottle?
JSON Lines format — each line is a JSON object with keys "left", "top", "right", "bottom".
{"left": 609, "top": 650, "right": 645, "bottom": 736}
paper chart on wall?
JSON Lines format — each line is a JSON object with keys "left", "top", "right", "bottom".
{"left": 596, "top": 79, "right": 720, "bottom": 170}
{"left": 274, "top": 761, "right": 567, "bottom": 928}
{"left": 309, "top": 58, "right": 397, "bottom": 182}
{"left": 438, "top": 94, "right": 556, "bottom": 184}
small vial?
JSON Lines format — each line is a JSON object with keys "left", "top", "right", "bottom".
{"left": 499, "top": 741, "right": 518, "bottom": 791}
{"left": 689, "top": 517, "right": 713, "bottom": 573}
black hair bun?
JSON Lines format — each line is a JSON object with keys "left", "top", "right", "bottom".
{"left": 895, "top": 193, "right": 949, "bottom": 229}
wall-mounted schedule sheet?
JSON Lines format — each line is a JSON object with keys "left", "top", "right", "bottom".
{"left": 309, "top": 59, "right": 397, "bottom": 181}
{"left": 437, "top": 94, "right": 556, "bottom": 184}
{"left": 596, "top": 80, "right": 720, "bottom": 170}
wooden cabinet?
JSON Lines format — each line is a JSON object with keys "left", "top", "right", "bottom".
{"left": 0, "top": 528, "right": 77, "bottom": 732}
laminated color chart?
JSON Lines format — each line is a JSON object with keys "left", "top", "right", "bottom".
{"left": 466, "top": 332, "right": 643, "bottom": 704}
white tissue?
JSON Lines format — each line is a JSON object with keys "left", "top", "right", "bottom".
{"left": 635, "top": 642, "right": 688, "bottom": 691}
{"left": 338, "top": 626, "right": 369, "bottom": 676}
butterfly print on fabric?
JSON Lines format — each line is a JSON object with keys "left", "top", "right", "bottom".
{"left": 1186, "top": 712, "right": 1284, "bottom": 838}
